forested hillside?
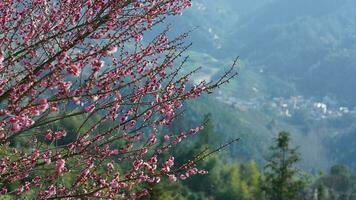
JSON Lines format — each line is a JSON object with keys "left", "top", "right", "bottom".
{"left": 168, "top": 0, "right": 356, "bottom": 171}
{"left": 1, "top": 0, "right": 355, "bottom": 199}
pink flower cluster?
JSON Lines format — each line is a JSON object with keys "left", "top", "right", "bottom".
{"left": 0, "top": 0, "right": 236, "bottom": 198}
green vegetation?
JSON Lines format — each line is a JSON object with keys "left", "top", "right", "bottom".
{"left": 173, "top": 0, "right": 356, "bottom": 171}
{"left": 262, "top": 132, "right": 306, "bottom": 200}
{"left": 312, "top": 165, "right": 356, "bottom": 200}
{"left": 148, "top": 125, "right": 356, "bottom": 200}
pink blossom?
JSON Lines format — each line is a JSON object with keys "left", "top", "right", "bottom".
{"left": 0, "top": 52, "right": 4, "bottom": 70}
{"left": 128, "top": 120, "right": 136, "bottom": 129}
{"left": 0, "top": 188, "right": 8, "bottom": 195}
{"left": 110, "top": 180, "right": 119, "bottom": 188}
{"left": 9, "top": 117, "right": 17, "bottom": 123}
{"left": 85, "top": 104, "right": 95, "bottom": 113}
{"left": 67, "top": 63, "right": 81, "bottom": 77}
{"left": 198, "top": 170, "right": 209, "bottom": 175}
{"left": 164, "top": 135, "right": 170, "bottom": 141}
{"left": 107, "top": 162, "right": 114, "bottom": 171}
{"left": 45, "top": 130, "right": 53, "bottom": 140}
{"left": 55, "top": 159, "right": 65, "bottom": 175}
{"left": 32, "top": 176, "right": 42, "bottom": 184}
{"left": 0, "top": 0, "right": 235, "bottom": 197}
{"left": 50, "top": 105, "right": 58, "bottom": 112}
{"left": 11, "top": 124, "right": 21, "bottom": 132}
{"left": 32, "top": 149, "right": 40, "bottom": 159}
{"left": 133, "top": 159, "right": 143, "bottom": 171}
{"left": 161, "top": 157, "right": 174, "bottom": 173}
{"left": 54, "top": 130, "right": 67, "bottom": 140}
{"left": 91, "top": 59, "right": 104, "bottom": 71}
{"left": 148, "top": 133, "right": 157, "bottom": 145}
{"left": 134, "top": 34, "right": 143, "bottom": 42}
{"left": 0, "top": 131, "right": 5, "bottom": 139}
{"left": 0, "top": 52, "right": 3, "bottom": 63}
{"left": 38, "top": 98, "right": 48, "bottom": 105}
{"left": 73, "top": 97, "right": 81, "bottom": 104}
{"left": 111, "top": 149, "right": 119, "bottom": 155}
{"left": 17, "top": 186, "right": 24, "bottom": 195}
{"left": 143, "top": 110, "right": 152, "bottom": 120}
{"left": 80, "top": 169, "right": 90, "bottom": 179}
{"left": 91, "top": 95, "right": 99, "bottom": 101}
{"left": 67, "top": 143, "right": 75, "bottom": 151}
{"left": 45, "top": 185, "right": 57, "bottom": 197}
{"left": 168, "top": 174, "right": 177, "bottom": 183}
{"left": 166, "top": 156, "right": 174, "bottom": 167}
{"left": 186, "top": 168, "right": 198, "bottom": 177}
{"left": 138, "top": 189, "right": 149, "bottom": 198}
{"left": 148, "top": 156, "right": 158, "bottom": 164}
{"left": 104, "top": 46, "right": 118, "bottom": 55}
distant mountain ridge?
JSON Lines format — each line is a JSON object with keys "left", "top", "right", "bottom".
{"left": 180, "top": 0, "right": 356, "bottom": 105}
{"left": 170, "top": 0, "right": 356, "bottom": 171}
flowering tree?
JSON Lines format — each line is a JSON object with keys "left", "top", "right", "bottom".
{"left": 0, "top": 0, "right": 236, "bottom": 199}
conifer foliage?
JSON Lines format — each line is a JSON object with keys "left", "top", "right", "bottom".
{"left": 263, "top": 131, "right": 306, "bottom": 200}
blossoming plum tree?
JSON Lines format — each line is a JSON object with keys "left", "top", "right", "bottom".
{"left": 0, "top": 0, "right": 236, "bottom": 199}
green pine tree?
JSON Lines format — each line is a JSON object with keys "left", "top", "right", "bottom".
{"left": 262, "top": 131, "right": 306, "bottom": 200}
{"left": 317, "top": 184, "right": 328, "bottom": 200}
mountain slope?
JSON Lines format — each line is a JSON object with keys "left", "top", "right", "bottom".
{"left": 173, "top": 0, "right": 356, "bottom": 171}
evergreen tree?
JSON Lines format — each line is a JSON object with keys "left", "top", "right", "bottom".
{"left": 201, "top": 113, "right": 216, "bottom": 146}
{"left": 317, "top": 184, "right": 328, "bottom": 200}
{"left": 263, "top": 131, "right": 306, "bottom": 200}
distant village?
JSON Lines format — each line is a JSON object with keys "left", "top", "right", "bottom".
{"left": 215, "top": 93, "right": 356, "bottom": 120}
